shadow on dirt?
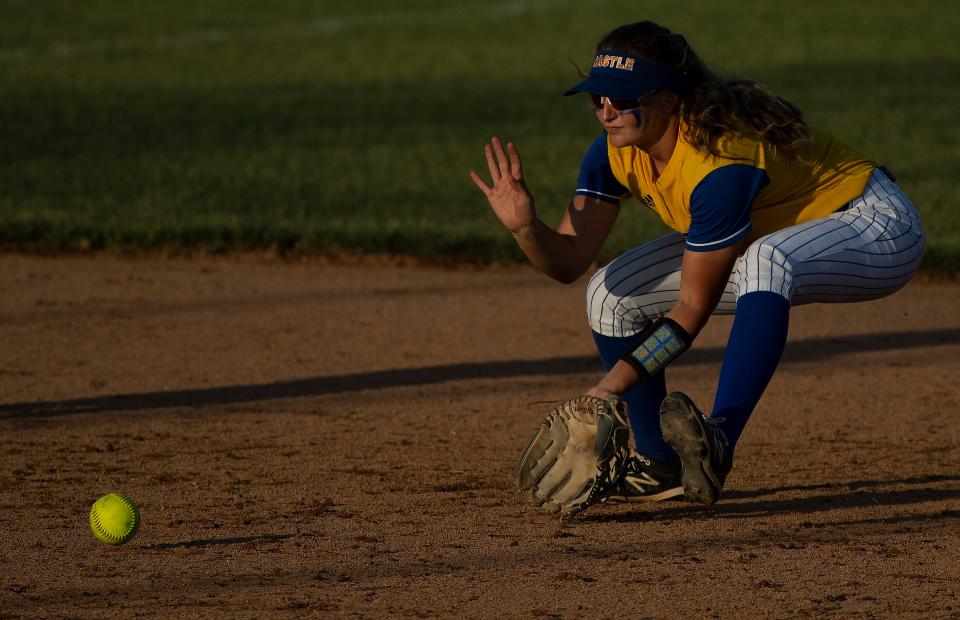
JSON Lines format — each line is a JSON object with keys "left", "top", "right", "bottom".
{"left": 143, "top": 533, "right": 294, "bottom": 550}
{"left": 1, "top": 327, "right": 958, "bottom": 419}
{"left": 724, "top": 474, "right": 960, "bottom": 500}
{"left": 589, "top": 474, "right": 960, "bottom": 525}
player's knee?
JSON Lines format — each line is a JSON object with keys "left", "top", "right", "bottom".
{"left": 585, "top": 267, "right": 615, "bottom": 334}
{"left": 586, "top": 267, "right": 647, "bottom": 337}
{"left": 735, "top": 240, "right": 795, "bottom": 300}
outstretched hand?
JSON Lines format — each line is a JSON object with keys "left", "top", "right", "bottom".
{"left": 469, "top": 137, "right": 536, "bottom": 234}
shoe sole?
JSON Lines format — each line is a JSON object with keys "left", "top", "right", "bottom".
{"left": 659, "top": 393, "right": 722, "bottom": 506}
{"left": 605, "top": 486, "right": 685, "bottom": 503}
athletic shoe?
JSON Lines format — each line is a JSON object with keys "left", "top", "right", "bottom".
{"left": 659, "top": 391, "right": 732, "bottom": 506}
{"left": 604, "top": 452, "right": 684, "bottom": 503}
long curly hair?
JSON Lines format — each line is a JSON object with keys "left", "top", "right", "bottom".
{"left": 596, "top": 21, "right": 813, "bottom": 159}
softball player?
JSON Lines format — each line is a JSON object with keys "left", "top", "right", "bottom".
{"left": 470, "top": 21, "right": 924, "bottom": 506}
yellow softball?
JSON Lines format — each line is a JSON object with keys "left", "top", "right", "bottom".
{"left": 89, "top": 492, "right": 140, "bottom": 545}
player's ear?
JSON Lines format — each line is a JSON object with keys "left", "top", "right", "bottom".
{"left": 658, "top": 90, "right": 680, "bottom": 112}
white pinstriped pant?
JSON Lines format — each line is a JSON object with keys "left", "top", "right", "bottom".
{"left": 587, "top": 168, "right": 925, "bottom": 337}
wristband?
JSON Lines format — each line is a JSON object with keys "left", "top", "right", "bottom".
{"left": 620, "top": 317, "right": 692, "bottom": 381}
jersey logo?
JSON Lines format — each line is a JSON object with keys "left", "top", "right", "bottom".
{"left": 639, "top": 194, "right": 655, "bottom": 209}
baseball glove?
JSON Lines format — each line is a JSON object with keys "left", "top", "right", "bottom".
{"left": 512, "top": 395, "right": 630, "bottom": 518}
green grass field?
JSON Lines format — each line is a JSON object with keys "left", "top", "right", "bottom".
{"left": 2, "top": 0, "right": 958, "bottom": 270}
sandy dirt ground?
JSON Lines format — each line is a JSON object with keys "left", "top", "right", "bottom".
{"left": 1, "top": 254, "right": 959, "bottom": 618}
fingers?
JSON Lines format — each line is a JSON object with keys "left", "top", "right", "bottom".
{"left": 484, "top": 144, "right": 500, "bottom": 183}
{"left": 469, "top": 170, "right": 491, "bottom": 196}
{"left": 507, "top": 142, "right": 523, "bottom": 181}
{"left": 476, "top": 137, "right": 521, "bottom": 192}
{"left": 491, "top": 136, "right": 511, "bottom": 180}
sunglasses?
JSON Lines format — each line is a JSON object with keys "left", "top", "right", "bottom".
{"left": 589, "top": 91, "right": 656, "bottom": 113}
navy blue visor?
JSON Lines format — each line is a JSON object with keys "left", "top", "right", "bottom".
{"left": 564, "top": 50, "right": 689, "bottom": 99}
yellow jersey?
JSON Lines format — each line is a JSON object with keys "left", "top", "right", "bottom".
{"left": 576, "top": 124, "right": 875, "bottom": 251}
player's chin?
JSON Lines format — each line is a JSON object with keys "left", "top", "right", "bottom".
{"left": 607, "top": 132, "right": 638, "bottom": 148}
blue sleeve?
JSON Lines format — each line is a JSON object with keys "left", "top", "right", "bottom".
{"left": 685, "top": 164, "right": 769, "bottom": 252}
{"left": 575, "top": 132, "right": 630, "bottom": 205}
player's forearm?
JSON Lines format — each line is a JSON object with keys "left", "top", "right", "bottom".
{"left": 664, "top": 299, "right": 714, "bottom": 340}
{"left": 665, "top": 243, "right": 742, "bottom": 339}
{"left": 511, "top": 218, "right": 589, "bottom": 283}
{"left": 594, "top": 300, "right": 716, "bottom": 395}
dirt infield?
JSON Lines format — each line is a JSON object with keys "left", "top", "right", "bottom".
{"left": 1, "top": 254, "right": 958, "bottom": 617}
